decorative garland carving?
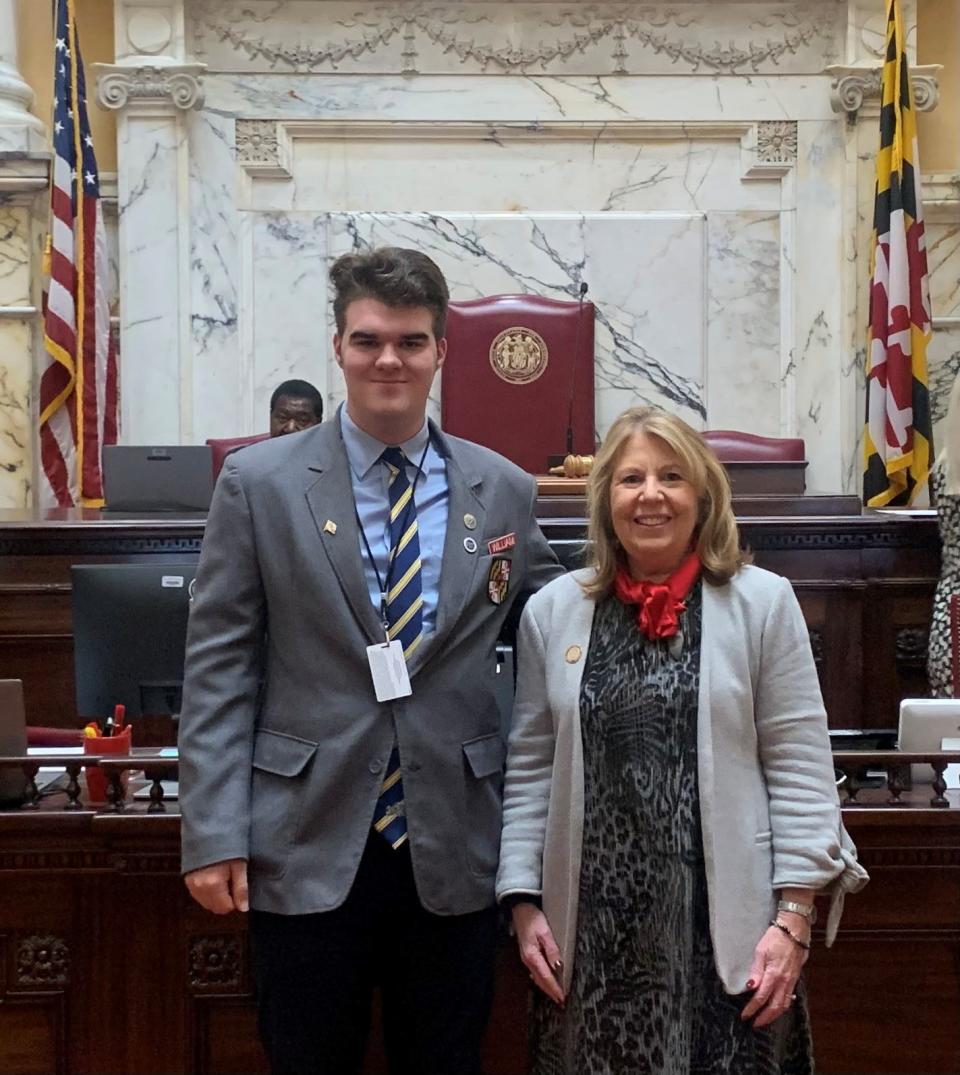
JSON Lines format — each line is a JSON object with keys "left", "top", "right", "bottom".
{"left": 188, "top": 2, "right": 839, "bottom": 76}
{"left": 16, "top": 934, "right": 69, "bottom": 987}
{"left": 94, "top": 64, "right": 206, "bottom": 112}
{"left": 757, "top": 121, "right": 798, "bottom": 164}
{"left": 189, "top": 934, "right": 243, "bottom": 990}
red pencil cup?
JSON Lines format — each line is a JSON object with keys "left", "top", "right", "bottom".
{"left": 83, "top": 725, "right": 133, "bottom": 804}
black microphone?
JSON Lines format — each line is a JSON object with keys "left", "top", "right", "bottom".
{"left": 565, "top": 282, "right": 589, "bottom": 457}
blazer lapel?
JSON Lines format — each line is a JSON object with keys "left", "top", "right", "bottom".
{"left": 407, "top": 430, "right": 485, "bottom": 676}
{"left": 303, "top": 426, "right": 384, "bottom": 646}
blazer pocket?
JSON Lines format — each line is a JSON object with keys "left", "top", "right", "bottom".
{"left": 463, "top": 732, "right": 506, "bottom": 779}
{"left": 461, "top": 733, "right": 506, "bottom": 878}
{"left": 249, "top": 730, "right": 318, "bottom": 880}
{"left": 252, "top": 728, "right": 318, "bottom": 776}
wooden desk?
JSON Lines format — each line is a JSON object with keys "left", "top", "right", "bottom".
{"left": 0, "top": 796, "right": 955, "bottom": 1075}
{"left": 0, "top": 505, "right": 939, "bottom": 732}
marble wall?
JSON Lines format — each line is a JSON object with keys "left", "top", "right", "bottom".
{"left": 2, "top": 0, "right": 957, "bottom": 507}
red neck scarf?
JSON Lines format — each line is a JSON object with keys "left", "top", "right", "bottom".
{"left": 612, "top": 551, "right": 701, "bottom": 640}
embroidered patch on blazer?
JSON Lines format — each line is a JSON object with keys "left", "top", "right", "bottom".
{"left": 487, "top": 531, "right": 517, "bottom": 555}
{"left": 487, "top": 557, "right": 511, "bottom": 605}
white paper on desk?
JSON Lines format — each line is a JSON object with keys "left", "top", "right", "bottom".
{"left": 27, "top": 746, "right": 84, "bottom": 755}
{"left": 940, "top": 737, "right": 960, "bottom": 789}
{"left": 872, "top": 508, "right": 937, "bottom": 517}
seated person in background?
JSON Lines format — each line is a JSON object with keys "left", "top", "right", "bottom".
{"left": 270, "top": 378, "right": 324, "bottom": 437}
{"left": 497, "top": 404, "right": 868, "bottom": 1075}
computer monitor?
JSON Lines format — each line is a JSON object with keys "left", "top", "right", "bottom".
{"left": 102, "top": 445, "right": 213, "bottom": 511}
{"left": 71, "top": 563, "right": 199, "bottom": 719}
{"left": 897, "top": 698, "right": 960, "bottom": 789}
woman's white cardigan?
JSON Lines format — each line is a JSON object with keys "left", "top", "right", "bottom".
{"left": 496, "top": 565, "right": 868, "bottom": 994}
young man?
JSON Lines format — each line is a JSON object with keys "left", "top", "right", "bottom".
{"left": 179, "top": 247, "right": 561, "bottom": 1074}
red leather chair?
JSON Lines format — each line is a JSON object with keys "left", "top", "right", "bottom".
{"left": 702, "top": 430, "right": 805, "bottom": 463}
{"left": 26, "top": 727, "right": 84, "bottom": 747}
{"left": 442, "top": 294, "right": 595, "bottom": 473}
{"left": 206, "top": 433, "right": 270, "bottom": 481}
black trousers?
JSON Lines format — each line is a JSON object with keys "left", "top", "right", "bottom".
{"left": 250, "top": 833, "right": 498, "bottom": 1075}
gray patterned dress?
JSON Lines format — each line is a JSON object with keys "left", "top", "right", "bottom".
{"left": 531, "top": 583, "right": 814, "bottom": 1075}
{"left": 929, "top": 466, "right": 960, "bottom": 697}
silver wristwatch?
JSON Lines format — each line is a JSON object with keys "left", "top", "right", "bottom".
{"left": 777, "top": 899, "right": 817, "bottom": 924}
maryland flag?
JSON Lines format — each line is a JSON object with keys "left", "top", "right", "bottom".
{"left": 863, "top": 0, "right": 933, "bottom": 507}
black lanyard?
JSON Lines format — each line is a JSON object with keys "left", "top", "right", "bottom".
{"left": 356, "top": 439, "right": 430, "bottom": 637}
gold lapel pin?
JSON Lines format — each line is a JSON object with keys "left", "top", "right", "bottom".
{"left": 323, "top": 520, "right": 337, "bottom": 535}
{"left": 565, "top": 645, "right": 582, "bottom": 664}
{"left": 463, "top": 513, "right": 477, "bottom": 530}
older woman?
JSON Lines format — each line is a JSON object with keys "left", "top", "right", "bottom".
{"left": 497, "top": 407, "right": 868, "bottom": 1075}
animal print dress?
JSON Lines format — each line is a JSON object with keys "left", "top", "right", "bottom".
{"left": 928, "top": 466, "right": 960, "bottom": 697}
{"left": 530, "top": 584, "right": 814, "bottom": 1075}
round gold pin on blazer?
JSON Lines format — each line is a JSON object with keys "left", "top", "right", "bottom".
{"left": 565, "top": 645, "right": 582, "bottom": 664}
{"left": 463, "top": 513, "right": 477, "bottom": 530}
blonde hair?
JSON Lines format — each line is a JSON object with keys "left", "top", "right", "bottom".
{"left": 582, "top": 406, "right": 748, "bottom": 595}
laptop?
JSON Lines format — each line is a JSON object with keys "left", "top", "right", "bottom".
{"left": 0, "top": 679, "right": 28, "bottom": 805}
{"left": 897, "top": 698, "right": 960, "bottom": 789}
{"left": 102, "top": 445, "right": 214, "bottom": 512}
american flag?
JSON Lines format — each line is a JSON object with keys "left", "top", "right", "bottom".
{"left": 863, "top": 0, "right": 933, "bottom": 507}
{"left": 39, "top": 0, "right": 118, "bottom": 508}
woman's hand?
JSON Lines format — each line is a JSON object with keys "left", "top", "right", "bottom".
{"left": 511, "top": 902, "right": 566, "bottom": 1005}
{"left": 740, "top": 914, "right": 810, "bottom": 1028}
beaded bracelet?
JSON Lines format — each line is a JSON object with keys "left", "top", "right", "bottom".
{"left": 770, "top": 918, "right": 811, "bottom": 951}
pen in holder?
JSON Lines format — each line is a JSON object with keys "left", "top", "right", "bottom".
{"left": 83, "top": 725, "right": 133, "bottom": 803}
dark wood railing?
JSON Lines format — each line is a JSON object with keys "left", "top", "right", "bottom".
{"left": 1, "top": 752, "right": 959, "bottom": 812}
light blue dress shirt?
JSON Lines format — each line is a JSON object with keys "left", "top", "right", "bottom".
{"left": 340, "top": 406, "right": 449, "bottom": 639}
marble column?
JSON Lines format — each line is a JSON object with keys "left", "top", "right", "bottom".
{"left": 0, "top": 0, "right": 46, "bottom": 507}
{"left": 0, "top": 0, "right": 46, "bottom": 152}
{"left": 93, "top": 0, "right": 204, "bottom": 444}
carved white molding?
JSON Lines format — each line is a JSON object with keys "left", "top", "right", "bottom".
{"left": 825, "top": 63, "right": 941, "bottom": 116}
{"left": 115, "top": 0, "right": 188, "bottom": 65}
{"left": 235, "top": 118, "right": 799, "bottom": 188}
{"left": 93, "top": 63, "right": 206, "bottom": 112}
{"left": 191, "top": 1, "right": 844, "bottom": 76}
{"left": 756, "top": 121, "right": 798, "bottom": 165}
{"left": 923, "top": 171, "right": 960, "bottom": 225}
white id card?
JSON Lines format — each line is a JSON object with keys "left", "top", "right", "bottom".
{"left": 366, "top": 640, "right": 413, "bottom": 701}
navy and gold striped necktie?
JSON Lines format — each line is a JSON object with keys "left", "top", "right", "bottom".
{"left": 372, "top": 446, "right": 423, "bottom": 849}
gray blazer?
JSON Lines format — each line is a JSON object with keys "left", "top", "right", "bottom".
{"left": 179, "top": 416, "right": 561, "bottom": 916}
{"left": 496, "top": 565, "right": 869, "bottom": 994}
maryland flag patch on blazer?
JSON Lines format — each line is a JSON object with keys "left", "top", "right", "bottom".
{"left": 487, "top": 557, "right": 511, "bottom": 605}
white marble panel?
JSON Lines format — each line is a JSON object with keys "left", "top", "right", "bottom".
{"left": 205, "top": 73, "right": 840, "bottom": 126}
{"left": 0, "top": 204, "right": 30, "bottom": 307}
{"left": 117, "top": 113, "right": 184, "bottom": 444}
{"left": 320, "top": 211, "right": 706, "bottom": 436}
{"left": 188, "top": 1, "right": 844, "bottom": 77}
{"left": 928, "top": 220, "right": 960, "bottom": 321}
{"left": 793, "top": 118, "right": 850, "bottom": 492}
{"left": 246, "top": 212, "right": 330, "bottom": 435}
{"left": 0, "top": 320, "right": 32, "bottom": 508}
{"left": 188, "top": 111, "right": 244, "bottom": 441}
{"left": 282, "top": 131, "right": 781, "bottom": 217}
{"left": 705, "top": 211, "right": 782, "bottom": 437}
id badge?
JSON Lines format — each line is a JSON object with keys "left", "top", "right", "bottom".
{"left": 366, "top": 640, "right": 413, "bottom": 702}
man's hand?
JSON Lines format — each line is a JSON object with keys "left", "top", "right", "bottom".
{"left": 511, "top": 902, "right": 565, "bottom": 1006}
{"left": 184, "top": 858, "right": 249, "bottom": 914}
